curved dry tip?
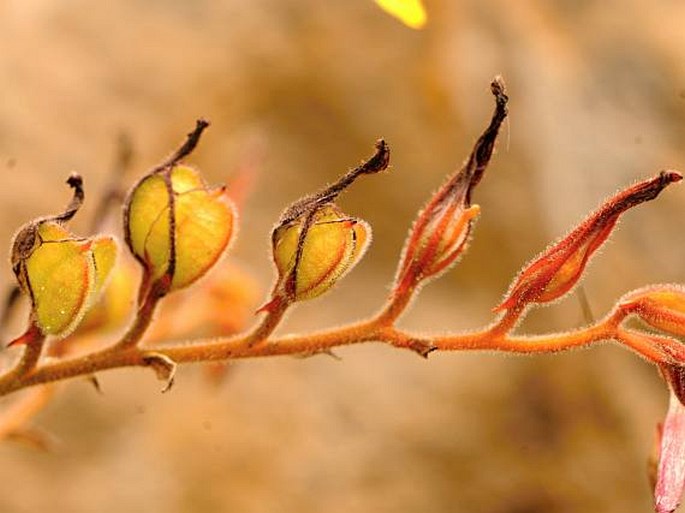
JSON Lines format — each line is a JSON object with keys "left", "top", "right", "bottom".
{"left": 661, "top": 170, "right": 683, "bottom": 185}
{"left": 52, "top": 172, "right": 85, "bottom": 224}
{"left": 195, "top": 118, "right": 210, "bottom": 131}
{"left": 364, "top": 139, "right": 390, "bottom": 175}
{"left": 66, "top": 172, "right": 83, "bottom": 189}
{"left": 490, "top": 76, "right": 508, "bottom": 106}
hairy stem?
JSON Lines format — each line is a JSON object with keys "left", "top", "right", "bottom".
{"left": 113, "top": 276, "right": 164, "bottom": 350}
{"left": 0, "top": 302, "right": 673, "bottom": 398}
{"left": 374, "top": 281, "right": 417, "bottom": 326}
{"left": 244, "top": 298, "right": 290, "bottom": 347}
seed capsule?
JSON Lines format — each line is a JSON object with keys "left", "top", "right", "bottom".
{"left": 124, "top": 165, "right": 235, "bottom": 292}
{"left": 260, "top": 140, "right": 388, "bottom": 310}
{"left": 272, "top": 205, "right": 370, "bottom": 302}
{"left": 11, "top": 175, "right": 117, "bottom": 337}
{"left": 393, "top": 77, "right": 507, "bottom": 294}
{"left": 495, "top": 171, "right": 682, "bottom": 312}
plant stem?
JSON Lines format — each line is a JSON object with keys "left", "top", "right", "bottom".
{"left": 113, "top": 283, "right": 162, "bottom": 350}
{"left": 244, "top": 298, "right": 290, "bottom": 347}
{"left": 375, "top": 282, "right": 417, "bottom": 326}
{"left": 0, "top": 304, "right": 675, "bottom": 398}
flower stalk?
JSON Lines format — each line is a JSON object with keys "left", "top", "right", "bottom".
{"left": 0, "top": 79, "right": 684, "bottom": 512}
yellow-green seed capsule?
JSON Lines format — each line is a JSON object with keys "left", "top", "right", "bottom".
{"left": 124, "top": 165, "right": 235, "bottom": 292}
{"left": 12, "top": 221, "right": 118, "bottom": 337}
{"left": 272, "top": 205, "right": 370, "bottom": 302}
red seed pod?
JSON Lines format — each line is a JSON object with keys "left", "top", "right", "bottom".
{"left": 495, "top": 170, "right": 682, "bottom": 313}
{"left": 393, "top": 77, "right": 508, "bottom": 295}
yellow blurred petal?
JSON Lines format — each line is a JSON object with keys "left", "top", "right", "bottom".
{"left": 25, "top": 239, "right": 94, "bottom": 336}
{"left": 375, "top": 0, "right": 427, "bottom": 29}
{"left": 78, "top": 256, "right": 137, "bottom": 334}
{"left": 100, "top": 259, "right": 137, "bottom": 329}
{"left": 149, "top": 261, "right": 260, "bottom": 342}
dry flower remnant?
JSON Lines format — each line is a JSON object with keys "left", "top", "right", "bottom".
{"left": 0, "top": 78, "right": 684, "bottom": 511}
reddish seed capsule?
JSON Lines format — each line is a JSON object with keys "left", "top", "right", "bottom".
{"left": 495, "top": 170, "right": 682, "bottom": 312}
{"left": 393, "top": 77, "right": 508, "bottom": 295}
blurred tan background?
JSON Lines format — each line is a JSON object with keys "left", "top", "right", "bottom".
{"left": 0, "top": 0, "right": 684, "bottom": 512}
